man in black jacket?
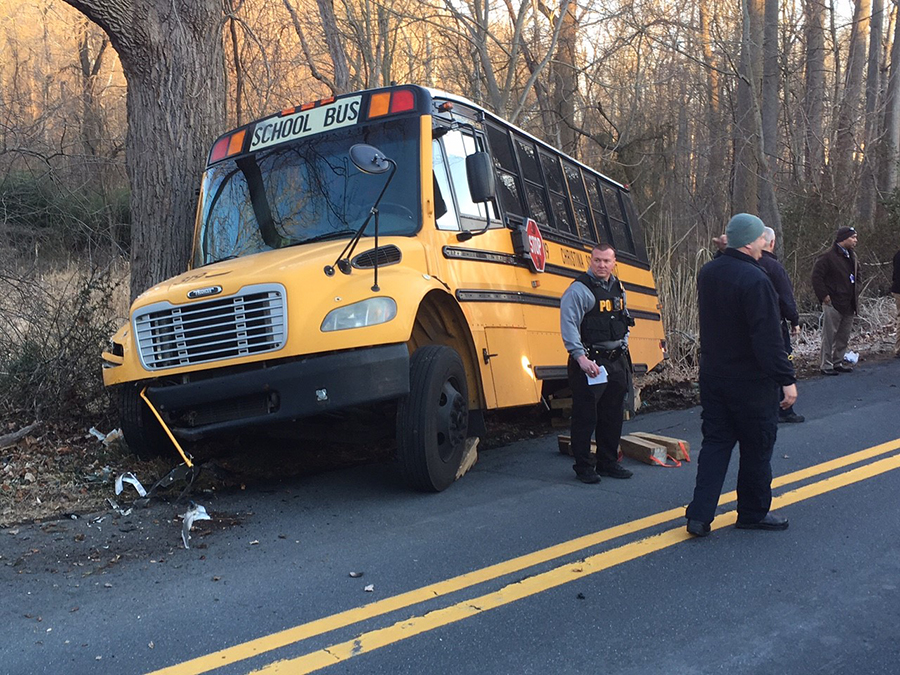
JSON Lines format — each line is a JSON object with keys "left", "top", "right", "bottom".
{"left": 757, "top": 227, "right": 804, "bottom": 423}
{"left": 811, "top": 227, "right": 859, "bottom": 375}
{"left": 686, "top": 214, "right": 797, "bottom": 537}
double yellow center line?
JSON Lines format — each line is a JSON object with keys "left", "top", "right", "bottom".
{"left": 153, "top": 438, "right": 900, "bottom": 675}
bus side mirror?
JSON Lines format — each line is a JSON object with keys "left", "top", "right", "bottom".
{"left": 466, "top": 152, "right": 495, "bottom": 203}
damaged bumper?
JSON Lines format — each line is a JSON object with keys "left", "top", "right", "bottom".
{"left": 145, "top": 343, "right": 410, "bottom": 440}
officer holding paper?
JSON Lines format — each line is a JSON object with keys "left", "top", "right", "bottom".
{"left": 560, "top": 243, "right": 634, "bottom": 484}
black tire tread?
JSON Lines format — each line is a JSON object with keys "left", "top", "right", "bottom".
{"left": 118, "top": 385, "right": 169, "bottom": 461}
{"left": 397, "top": 345, "right": 467, "bottom": 492}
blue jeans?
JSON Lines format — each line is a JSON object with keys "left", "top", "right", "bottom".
{"left": 686, "top": 374, "right": 779, "bottom": 524}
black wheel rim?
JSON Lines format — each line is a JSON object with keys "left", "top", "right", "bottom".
{"left": 436, "top": 377, "right": 467, "bottom": 462}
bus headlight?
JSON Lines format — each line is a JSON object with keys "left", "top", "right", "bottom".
{"left": 321, "top": 297, "right": 397, "bottom": 332}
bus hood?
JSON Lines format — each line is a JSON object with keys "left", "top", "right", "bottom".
{"left": 131, "top": 238, "right": 423, "bottom": 309}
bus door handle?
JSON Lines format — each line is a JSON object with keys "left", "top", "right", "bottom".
{"left": 483, "top": 348, "right": 498, "bottom": 364}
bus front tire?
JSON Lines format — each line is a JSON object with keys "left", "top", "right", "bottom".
{"left": 118, "top": 385, "right": 170, "bottom": 461}
{"left": 397, "top": 345, "right": 469, "bottom": 492}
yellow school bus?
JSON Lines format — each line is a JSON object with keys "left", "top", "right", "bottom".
{"left": 102, "top": 84, "right": 665, "bottom": 491}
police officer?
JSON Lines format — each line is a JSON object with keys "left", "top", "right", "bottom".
{"left": 560, "top": 243, "right": 634, "bottom": 483}
{"left": 686, "top": 214, "right": 797, "bottom": 536}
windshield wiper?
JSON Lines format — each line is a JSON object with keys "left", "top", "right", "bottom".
{"left": 288, "top": 229, "right": 358, "bottom": 246}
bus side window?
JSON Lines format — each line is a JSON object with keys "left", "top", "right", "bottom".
{"left": 514, "top": 136, "right": 552, "bottom": 228}
{"left": 563, "top": 161, "right": 594, "bottom": 242}
{"left": 621, "top": 192, "right": 648, "bottom": 261}
{"left": 601, "top": 182, "right": 635, "bottom": 254}
{"left": 540, "top": 151, "right": 577, "bottom": 238}
{"left": 585, "top": 174, "right": 613, "bottom": 245}
{"left": 432, "top": 139, "right": 459, "bottom": 230}
{"left": 442, "top": 129, "right": 496, "bottom": 225}
{"left": 485, "top": 123, "right": 526, "bottom": 219}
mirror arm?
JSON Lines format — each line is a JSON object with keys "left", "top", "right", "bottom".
{"left": 325, "top": 159, "right": 397, "bottom": 278}
{"left": 456, "top": 207, "right": 493, "bottom": 241}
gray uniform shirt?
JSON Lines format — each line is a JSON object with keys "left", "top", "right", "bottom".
{"left": 560, "top": 271, "right": 628, "bottom": 360}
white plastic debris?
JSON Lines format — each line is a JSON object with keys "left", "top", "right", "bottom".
{"left": 180, "top": 502, "right": 211, "bottom": 549}
{"left": 106, "top": 498, "right": 132, "bottom": 517}
{"left": 101, "top": 429, "right": 124, "bottom": 447}
{"left": 364, "top": 584, "right": 374, "bottom": 592}
{"left": 844, "top": 351, "right": 859, "bottom": 364}
{"left": 115, "top": 472, "right": 148, "bottom": 497}
{"left": 88, "top": 427, "right": 107, "bottom": 442}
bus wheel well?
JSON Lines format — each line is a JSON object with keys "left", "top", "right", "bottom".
{"left": 407, "top": 290, "right": 483, "bottom": 411}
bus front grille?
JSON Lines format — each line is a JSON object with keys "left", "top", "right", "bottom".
{"left": 133, "top": 284, "right": 287, "bottom": 370}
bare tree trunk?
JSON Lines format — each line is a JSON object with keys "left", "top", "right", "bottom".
{"left": 63, "top": 0, "right": 227, "bottom": 301}
{"left": 803, "top": 0, "right": 826, "bottom": 186}
{"left": 699, "top": 0, "right": 727, "bottom": 232}
{"left": 377, "top": 4, "right": 393, "bottom": 86}
{"left": 77, "top": 22, "right": 108, "bottom": 158}
{"left": 316, "top": 0, "right": 351, "bottom": 92}
{"left": 227, "top": 8, "right": 242, "bottom": 125}
{"left": 834, "top": 0, "right": 871, "bottom": 196}
{"left": 858, "top": 0, "right": 884, "bottom": 226}
{"left": 733, "top": 0, "right": 764, "bottom": 215}
{"left": 881, "top": 2, "right": 900, "bottom": 193}
{"left": 760, "top": 0, "right": 782, "bottom": 239}
{"left": 552, "top": 2, "right": 579, "bottom": 156}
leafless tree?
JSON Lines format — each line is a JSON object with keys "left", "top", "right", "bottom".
{"left": 61, "top": 0, "right": 227, "bottom": 301}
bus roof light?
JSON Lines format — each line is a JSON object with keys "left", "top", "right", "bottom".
{"left": 368, "top": 92, "right": 391, "bottom": 118}
{"left": 390, "top": 89, "right": 415, "bottom": 113}
{"left": 226, "top": 130, "right": 246, "bottom": 157}
{"left": 209, "top": 135, "right": 230, "bottom": 163}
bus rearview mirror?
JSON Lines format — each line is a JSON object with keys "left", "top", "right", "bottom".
{"left": 466, "top": 152, "right": 495, "bottom": 203}
{"left": 349, "top": 143, "right": 393, "bottom": 175}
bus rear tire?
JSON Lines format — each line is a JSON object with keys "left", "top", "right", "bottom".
{"left": 397, "top": 345, "right": 469, "bottom": 492}
{"left": 118, "top": 384, "right": 170, "bottom": 461}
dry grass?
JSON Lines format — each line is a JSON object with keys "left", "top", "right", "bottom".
{"left": 646, "top": 217, "right": 713, "bottom": 370}
{"left": 0, "top": 254, "right": 129, "bottom": 426}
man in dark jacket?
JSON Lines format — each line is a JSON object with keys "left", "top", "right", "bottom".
{"left": 892, "top": 249, "right": 900, "bottom": 358}
{"left": 757, "top": 227, "right": 804, "bottom": 423}
{"left": 686, "top": 213, "right": 797, "bottom": 537}
{"left": 811, "top": 227, "right": 859, "bottom": 375}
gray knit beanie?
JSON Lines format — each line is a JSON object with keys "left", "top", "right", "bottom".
{"left": 725, "top": 213, "right": 766, "bottom": 250}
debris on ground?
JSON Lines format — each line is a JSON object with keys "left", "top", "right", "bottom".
{"left": 180, "top": 502, "right": 211, "bottom": 549}
{"left": 114, "top": 472, "right": 147, "bottom": 498}
{"left": 455, "top": 438, "right": 479, "bottom": 479}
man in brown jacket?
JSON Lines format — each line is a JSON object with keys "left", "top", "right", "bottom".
{"left": 811, "top": 227, "right": 859, "bottom": 375}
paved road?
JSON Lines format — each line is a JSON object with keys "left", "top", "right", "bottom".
{"left": 2, "top": 358, "right": 899, "bottom": 675}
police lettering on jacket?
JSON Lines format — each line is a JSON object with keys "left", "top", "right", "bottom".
{"left": 576, "top": 273, "right": 629, "bottom": 345}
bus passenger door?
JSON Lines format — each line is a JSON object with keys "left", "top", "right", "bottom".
{"left": 484, "top": 327, "right": 540, "bottom": 407}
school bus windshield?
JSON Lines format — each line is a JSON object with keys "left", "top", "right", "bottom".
{"left": 195, "top": 117, "right": 421, "bottom": 266}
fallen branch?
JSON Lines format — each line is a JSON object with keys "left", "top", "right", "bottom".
{"left": 0, "top": 421, "right": 42, "bottom": 448}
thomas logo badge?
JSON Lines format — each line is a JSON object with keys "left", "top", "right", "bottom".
{"left": 187, "top": 285, "right": 223, "bottom": 300}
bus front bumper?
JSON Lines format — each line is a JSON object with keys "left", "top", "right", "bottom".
{"left": 145, "top": 343, "right": 410, "bottom": 440}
